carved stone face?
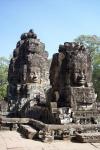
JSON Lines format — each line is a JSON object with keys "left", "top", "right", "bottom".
{"left": 58, "top": 52, "right": 65, "bottom": 61}
{"left": 72, "top": 51, "right": 87, "bottom": 86}
{"left": 26, "top": 39, "right": 38, "bottom": 54}
{"left": 29, "top": 66, "right": 41, "bottom": 83}
{"left": 73, "top": 69, "right": 86, "bottom": 86}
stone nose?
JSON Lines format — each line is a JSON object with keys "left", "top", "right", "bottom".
{"left": 80, "top": 72, "right": 85, "bottom": 79}
{"left": 30, "top": 72, "right": 37, "bottom": 79}
{"left": 33, "top": 72, "right": 37, "bottom": 78}
{"left": 78, "top": 70, "right": 84, "bottom": 77}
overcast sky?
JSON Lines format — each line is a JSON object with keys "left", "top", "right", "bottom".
{"left": 0, "top": 0, "right": 100, "bottom": 58}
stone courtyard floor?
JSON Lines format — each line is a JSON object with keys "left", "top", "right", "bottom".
{"left": 0, "top": 130, "right": 100, "bottom": 150}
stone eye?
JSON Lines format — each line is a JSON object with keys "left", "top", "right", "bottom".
{"left": 83, "top": 69, "right": 85, "bottom": 73}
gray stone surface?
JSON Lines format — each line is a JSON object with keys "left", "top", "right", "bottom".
{"left": 0, "top": 131, "right": 100, "bottom": 150}
{"left": 7, "top": 29, "right": 50, "bottom": 113}
{"left": 6, "top": 32, "right": 100, "bottom": 142}
{"left": 48, "top": 42, "right": 97, "bottom": 110}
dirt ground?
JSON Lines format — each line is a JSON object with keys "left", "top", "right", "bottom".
{"left": 0, "top": 131, "right": 100, "bottom": 150}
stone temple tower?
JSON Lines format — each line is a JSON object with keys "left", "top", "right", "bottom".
{"left": 7, "top": 29, "right": 50, "bottom": 111}
{"left": 49, "top": 42, "right": 97, "bottom": 111}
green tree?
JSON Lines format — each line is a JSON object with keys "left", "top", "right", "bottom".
{"left": 0, "top": 57, "right": 9, "bottom": 100}
{"left": 93, "top": 53, "right": 100, "bottom": 101}
{"left": 74, "top": 35, "right": 100, "bottom": 61}
{"left": 74, "top": 35, "right": 100, "bottom": 101}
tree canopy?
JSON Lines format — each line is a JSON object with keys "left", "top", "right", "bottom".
{"left": 92, "top": 53, "right": 100, "bottom": 101}
{"left": 0, "top": 57, "right": 9, "bottom": 100}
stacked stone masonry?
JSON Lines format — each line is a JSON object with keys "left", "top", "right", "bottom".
{"left": 7, "top": 29, "right": 50, "bottom": 112}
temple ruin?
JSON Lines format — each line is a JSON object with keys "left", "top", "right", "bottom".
{"left": 7, "top": 29, "right": 50, "bottom": 113}
{"left": 0, "top": 30, "right": 100, "bottom": 143}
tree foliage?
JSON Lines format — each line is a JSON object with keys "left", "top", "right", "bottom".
{"left": 0, "top": 57, "right": 9, "bottom": 100}
{"left": 93, "top": 53, "right": 100, "bottom": 101}
{"left": 74, "top": 35, "right": 100, "bottom": 60}
{"left": 74, "top": 35, "right": 100, "bottom": 101}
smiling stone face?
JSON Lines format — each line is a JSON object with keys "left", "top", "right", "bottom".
{"left": 73, "top": 69, "right": 86, "bottom": 86}
{"left": 71, "top": 49, "right": 88, "bottom": 86}
{"left": 28, "top": 66, "right": 41, "bottom": 83}
{"left": 71, "top": 61, "right": 87, "bottom": 86}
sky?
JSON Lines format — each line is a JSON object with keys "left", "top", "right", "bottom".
{"left": 0, "top": 0, "right": 100, "bottom": 58}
